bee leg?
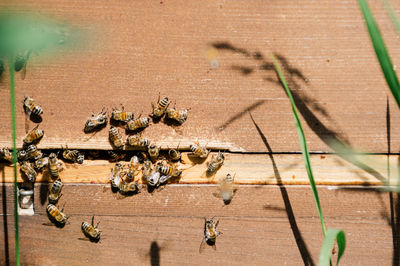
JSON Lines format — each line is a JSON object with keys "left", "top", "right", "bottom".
{"left": 215, "top": 220, "right": 219, "bottom": 228}
{"left": 60, "top": 202, "right": 66, "bottom": 212}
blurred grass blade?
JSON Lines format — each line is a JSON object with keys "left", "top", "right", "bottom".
{"left": 358, "top": 0, "right": 400, "bottom": 109}
{"left": 382, "top": 0, "right": 400, "bottom": 36}
{"left": 319, "top": 228, "right": 346, "bottom": 266}
{"left": 271, "top": 53, "right": 326, "bottom": 236}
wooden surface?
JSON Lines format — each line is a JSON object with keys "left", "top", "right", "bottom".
{"left": 0, "top": 153, "right": 397, "bottom": 185}
{"left": 0, "top": 184, "right": 397, "bottom": 265}
{"left": 0, "top": 0, "right": 399, "bottom": 153}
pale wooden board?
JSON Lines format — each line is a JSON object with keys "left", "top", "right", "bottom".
{"left": 1, "top": 153, "right": 398, "bottom": 185}
{"left": 0, "top": 0, "right": 399, "bottom": 153}
{"left": 0, "top": 185, "right": 396, "bottom": 265}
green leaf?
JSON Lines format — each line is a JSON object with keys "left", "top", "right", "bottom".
{"left": 358, "top": 0, "right": 400, "bottom": 109}
{"left": 319, "top": 228, "right": 346, "bottom": 266}
{"left": 382, "top": 0, "right": 400, "bottom": 36}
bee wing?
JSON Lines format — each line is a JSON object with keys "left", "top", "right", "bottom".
{"left": 199, "top": 239, "right": 207, "bottom": 253}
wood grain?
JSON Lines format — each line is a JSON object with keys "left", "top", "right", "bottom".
{"left": 0, "top": 0, "right": 398, "bottom": 153}
{"left": 1, "top": 153, "right": 398, "bottom": 185}
{"left": 0, "top": 184, "right": 395, "bottom": 265}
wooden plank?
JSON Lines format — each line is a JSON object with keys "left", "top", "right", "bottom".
{"left": 1, "top": 153, "right": 397, "bottom": 185}
{"left": 0, "top": 185, "right": 395, "bottom": 265}
{"left": 0, "top": 0, "right": 399, "bottom": 153}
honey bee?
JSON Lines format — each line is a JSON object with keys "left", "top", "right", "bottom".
{"left": 156, "top": 162, "right": 182, "bottom": 177}
{"left": 20, "top": 161, "right": 37, "bottom": 182}
{"left": 166, "top": 107, "right": 189, "bottom": 124}
{"left": 190, "top": 142, "right": 209, "bottom": 159}
{"left": 111, "top": 106, "right": 134, "bottom": 123}
{"left": 151, "top": 95, "right": 170, "bottom": 119}
{"left": 168, "top": 145, "right": 181, "bottom": 161}
{"left": 48, "top": 178, "right": 63, "bottom": 204}
{"left": 206, "top": 152, "right": 225, "bottom": 175}
{"left": 215, "top": 173, "right": 236, "bottom": 205}
{"left": 47, "top": 203, "right": 69, "bottom": 225}
{"left": 146, "top": 171, "right": 161, "bottom": 187}
{"left": 127, "top": 135, "right": 150, "bottom": 148}
{"left": 110, "top": 163, "right": 123, "bottom": 188}
{"left": 109, "top": 126, "right": 124, "bottom": 149}
{"left": 107, "top": 150, "right": 126, "bottom": 162}
{"left": 84, "top": 109, "right": 107, "bottom": 133}
{"left": 199, "top": 217, "right": 222, "bottom": 253}
{"left": 23, "top": 125, "right": 44, "bottom": 145}
{"left": 142, "top": 160, "right": 153, "bottom": 180}
{"left": 148, "top": 144, "right": 160, "bottom": 161}
{"left": 48, "top": 153, "right": 64, "bottom": 179}
{"left": 26, "top": 144, "right": 43, "bottom": 160}
{"left": 23, "top": 96, "right": 43, "bottom": 116}
{"left": 18, "top": 149, "right": 28, "bottom": 161}
{"left": 0, "top": 148, "right": 13, "bottom": 163}
{"left": 119, "top": 180, "right": 139, "bottom": 195}
{"left": 63, "top": 149, "right": 84, "bottom": 164}
{"left": 81, "top": 216, "right": 101, "bottom": 242}
{"left": 126, "top": 117, "right": 150, "bottom": 131}
{"left": 126, "top": 155, "right": 140, "bottom": 181}
{"left": 33, "top": 156, "right": 49, "bottom": 171}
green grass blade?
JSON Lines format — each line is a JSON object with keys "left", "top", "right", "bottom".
{"left": 271, "top": 53, "right": 326, "bottom": 236}
{"left": 382, "top": 0, "right": 400, "bottom": 36}
{"left": 358, "top": 0, "right": 400, "bottom": 109}
{"left": 319, "top": 228, "right": 346, "bottom": 266}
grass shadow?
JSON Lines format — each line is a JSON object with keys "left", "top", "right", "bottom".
{"left": 1, "top": 164, "right": 10, "bottom": 266}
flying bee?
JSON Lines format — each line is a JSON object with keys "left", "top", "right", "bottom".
{"left": 33, "top": 156, "right": 49, "bottom": 171}
{"left": 166, "top": 107, "right": 189, "bottom": 124}
{"left": 48, "top": 178, "right": 63, "bottom": 204}
{"left": 26, "top": 144, "right": 43, "bottom": 160}
{"left": 126, "top": 156, "right": 140, "bottom": 181}
{"left": 109, "top": 126, "right": 124, "bottom": 149}
{"left": 107, "top": 150, "right": 126, "bottom": 162}
{"left": 84, "top": 109, "right": 107, "bottom": 133}
{"left": 168, "top": 144, "right": 181, "bottom": 161}
{"left": 47, "top": 203, "right": 69, "bottom": 226}
{"left": 20, "top": 161, "right": 37, "bottom": 182}
{"left": 151, "top": 95, "right": 170, "bottom": 119}
{"left": 81, "top": 216, "right": 101, "bottom": 242}
{"left": 18, "top": 149, "right": 28, "bottom": 161}
{"left": 127, "top": 135, "right": 150, "bottom": 148}
{"left": 148, "top": 144, "right": 160, "bottom": 161}
{"left": 119, "top": 180, "right": 139, "bottom": 195}
{"left": 199, "top": 217, "right": 222, "bottom": 253}
{"left": 23, "top": 125, "right": 44, "bottom": 145}
{"left": 0, "top": 148, "right": 13, "bottom": 163}
{"left": 126, "top": 117, "right": 150, "bottom": 131}
{"left": 48, "top": 153, "right": 64, "bottom": 179}
{"left": 156, "top": 163, "right": 182, "bottom": 178}
{"left": 23, "top": 96, "right": 43, "bottom": 117}
{"left": 110, "top": 163, "right": 123, "bottom": 188}
{"left": 63, "top": 149, "right": 84, "bottom": 164}
{"left": 206, "top": 152, "right": 225, "bottom": 175}
{"left": 111, "top": 106, "right": 134, "bottom": 123}
{"left": 215, "top": 173, "right": 236, "bottom": 205}
{"left": 190, "top": 142, "right": 209, "bottom": 159}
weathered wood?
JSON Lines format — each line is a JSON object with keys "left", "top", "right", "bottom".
{"left": 1, "top": 153, "right": 397, "bottom": 185}
{"left": 0, "top": 0, "right": 399, "bottom": 153}
{"left": 0, "top": 185, "right": 395, "bottom": 265}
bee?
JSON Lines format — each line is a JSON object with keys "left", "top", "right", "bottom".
{"left": 48, "top": 178, "right": 63, "bottom": 204}
{"left": 199, "top": 217, "right": 221, "bottom": 253}
{"left": 18, "top": 149, "right": 28, "bottom": 161}
{"left": 151, "top": 95, "right": 170, "bottom": 119}
{"left": 87, "top": 150, "right": 101, "bottom": 160}
{"left": 126, "top": 117, "right": 150, "bottom": 131}
{"left": 20, "top": 161, "right": 37, "bottom": 182}
{"left": 109, "top": 126, "right": 124, "bottom": 149}
{"left": 107, "top": 150, "right": 126, "bottom": 162}
{"left": 168, "top": 145, "right": 181, "bottom": 161}
{"left": 126, "top": 155, "right": 140, "bottom": 181}
{"left": 206, "top": 152, "right": 225, "bottom": 175}
{"left": 127, "top": 135, "right": 150, "bottom": 148}
{"left": 23, "top": 96, "right": 43, "bottom": 116}
{"left": 146, "top": 171, "right": 161, "bottom": 187}
{"left": 82, "top": 216, "right": 101, "bottom": 242}
{"left": 110, "top": 163, "right": 123, "bottom": 188}
{"left": 0, "top": 148, "right": 13, "bottom": 163}
{"left": 142, "top": 160, "right": 153, "bottom": 180}
{"left": 111, "top": 106, "right": 134, "bottom": 123}
{"left": 48, "top": 153, "right": 64, "bottom": 179}
{"left": 216, "top": 173, "right": 236, "bottom": 205}
{"left": 190, "top": 142, "right": 209, "bottom": 159}
{"left": 119, "top": 180, "right": 139, "bottom": 195}
{"left": 47, "top": 203, "right": 69, "bottom": 225}
{"left": 26, "top": 144, "right": 43, "bottom": 160}
{"left": 148, "top": 144, "right": 160, "bottom": 161}
{"left": 63, "top": 149, "right": 84, "bottom": 164}
{"left": 166, "top": 107, "right": 189, "bottom": 124}
{"left": 156, "top": 163, "right": 182, "bottom": 177}
{"left": 84, "top": 109, "right": 107, "bottom": 133}
{"left": 23, "top": 125, "right": 44, "bottom": 145}
{"left": 33, "top": 156, "right": 49, "bottom": 171}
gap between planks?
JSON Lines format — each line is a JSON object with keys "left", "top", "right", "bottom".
{"left": 0, "top": 153, "right": 398, "bottom": 185}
